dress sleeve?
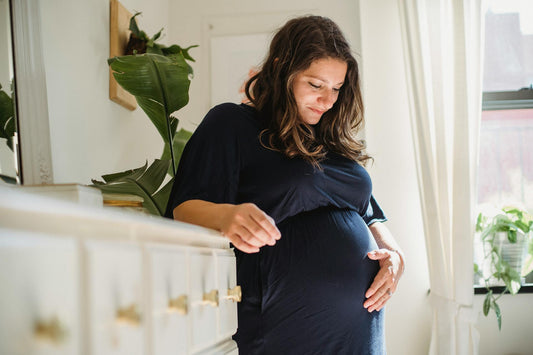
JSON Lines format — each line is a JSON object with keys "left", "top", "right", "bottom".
{"left": 362, "top": 195, "right": 388, "bottom": 226}
{"left": 164, "top": 105, "right": 241, "bottom": 218}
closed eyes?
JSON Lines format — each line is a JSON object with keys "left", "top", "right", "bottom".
{"left": 308, "top": 82, "right": 342, "bottom": 92}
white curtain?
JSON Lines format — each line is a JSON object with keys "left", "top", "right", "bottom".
{"left": 397, "top": 0, "right": 486, "bottom": 354}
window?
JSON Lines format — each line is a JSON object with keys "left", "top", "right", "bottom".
{"left": 475, "top": 0, "right": 533, "bottom": 289}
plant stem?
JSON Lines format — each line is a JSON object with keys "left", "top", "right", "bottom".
{"left": 166, "top": 114, "right": 176, "bottom": 176}
{"left": 147, "top": 55, "right": 176, "bottom": 176}
{"left": 494, "top": 287, "right": 509, "bottom": 301}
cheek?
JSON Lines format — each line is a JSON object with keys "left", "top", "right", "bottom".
{"left": 298, "top": 90, "right": 318, "bottom": 104}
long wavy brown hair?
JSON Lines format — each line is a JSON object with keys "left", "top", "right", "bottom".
{"left": 245, "top": 15, "right": 371, "bottom": 168}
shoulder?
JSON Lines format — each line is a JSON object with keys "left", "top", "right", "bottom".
{"left": 201, "top": 103, "right": 259, "bottom": 129}
{"left": 191, "top": 103, "right": 260, "bottom": 143}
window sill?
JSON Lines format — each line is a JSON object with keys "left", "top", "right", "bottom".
{"left": 474, "top": 285, "right": 533, "bottom": 294}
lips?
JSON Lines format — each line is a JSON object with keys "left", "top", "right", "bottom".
{"left": 309, "top": 107, "right": 326, "bottom": 115}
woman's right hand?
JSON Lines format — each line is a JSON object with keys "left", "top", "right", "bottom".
{"left": 220, "top": 203, "right": 281, "bottom": 253}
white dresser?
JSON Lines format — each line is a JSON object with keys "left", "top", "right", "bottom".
{"left": 0, "top": 185, "right": 239, "bottom": 355}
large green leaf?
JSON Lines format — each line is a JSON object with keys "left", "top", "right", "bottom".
{"left": 0, "top": 173, "right": 17, "bottom": 184}
{"left": 163, "top": 45, "right": 199, "bottom": 75}
{"left": 136, "top": 158, "right": 169, "bottom": 195}
{"left": 161, "top": 128, "right": 193, "bottom": 176}
{"left": 108, "top": 53, "right": 191, "bottom": 145}
{"left": 152, "top": 177, "right": 175, "bottom": 215}
{"left": 99, "top": 161, "right": 148, "bottom": 183}
{"left": 147, "top": 43, "right": 165, "bottom": 55}
{"left": 91, "top": 159, "right": 171, "bottom": 216}
{"left": 162, "top": 45, "right": 198, "bottom": 62}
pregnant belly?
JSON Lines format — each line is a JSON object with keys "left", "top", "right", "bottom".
{"left": 233, "top": 206, "right": 385, "bottom": 353}
{"left": 259, "top": 206, "right": 380, "bottom": 309}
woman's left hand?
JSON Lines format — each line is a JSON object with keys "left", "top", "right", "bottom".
{"left": 363, "top": 249, "right": 404, "bottom": 312}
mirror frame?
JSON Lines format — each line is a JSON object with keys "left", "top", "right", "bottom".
{"left": 11, "top": 0, "right": 53, "bottom": 184}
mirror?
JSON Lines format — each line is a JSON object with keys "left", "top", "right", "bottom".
{"left": 7, "top": 0, "right": 53, "bottom": 185}
{"left": 0, "top": 0, "right": 18, "bottom": 184}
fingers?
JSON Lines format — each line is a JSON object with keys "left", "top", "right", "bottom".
{"left": 364, "top": 249, "right": 402, "bottom": 312}
{"left": 223, "top": 232, "right": 260, "bottom": 254}
{"left": 238, "top": 205, "right": 279, "bottom": 246}
{"left": 233, "top": 225, "right": 271, "bottom": 248}
{"left": 367, "top": 288, "right": 392, "bottom": 312}
{"left": 364, "top": 282, "right": 393, "bottom": 312}
{"left": 221, "top": 203, "right": 281, "bottom": 254}
{"left": 365, "top": 261, "right": 394, "bottom": 298}
{"left": 367, "top": 249, "right": 391, "bottom": 260}
{"left": 365, "top": 275, "right": 385, "bottom": 299}
{"left": 250, "top": 210, "right": 282, "bottom": 241}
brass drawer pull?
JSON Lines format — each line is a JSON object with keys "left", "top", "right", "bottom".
{"left": 34, "top": 316, "right": 67, "bottom": 344}
{"left": 227, "top": 285, "right": 242, "bottom": 302}
{"left": 116, "top": 304, "right": 141, "bottom": 325}
{"left": 168, "top": 294, "right": 188, "bottom": 315}
{"left": 202, "top": 289, "right": 219, "bottom": 307}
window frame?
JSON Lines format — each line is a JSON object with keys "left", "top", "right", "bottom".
{"left": 482, "top": 87, "right": 533, "bottom": 110}
{"left": 474, "top": 88, "right": 533, "bottom": 292}
{"left": 474, "top": 285, "right": 533, "bottom": 294}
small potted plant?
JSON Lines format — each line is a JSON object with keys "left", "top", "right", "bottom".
{"left": 474, "top": 205, "right": 533, "bottom": 329}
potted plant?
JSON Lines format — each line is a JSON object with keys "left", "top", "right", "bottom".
{"left": 91, "top": 12, "right": 196, "bottom": 216}
{"left": 474, "top": 205, "right": 533, "bottom": 329}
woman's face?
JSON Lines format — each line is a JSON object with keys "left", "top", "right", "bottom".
{"left": 292, "top": 57, "right": 347, "bottom": 125}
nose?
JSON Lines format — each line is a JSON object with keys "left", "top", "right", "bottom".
{"left": 319, "top": 91, "right": 337, "bottom": 110}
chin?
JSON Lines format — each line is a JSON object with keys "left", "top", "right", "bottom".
{"left": 298, "top": 113, "right": 320, "bottom": 125}
{"left": 302, "top": 116, "right": 321, "bottom": 125}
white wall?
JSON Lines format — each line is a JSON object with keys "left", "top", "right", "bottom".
{"left": 474, "top": 293, "right": 533, "bottom": 355}
{"left": 359, "top": 1, "right": 432, "bottom": 354}
{"left": 39, "top": 0, "right": 170, "bottom": 184}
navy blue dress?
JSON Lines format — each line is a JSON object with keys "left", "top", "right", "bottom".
{"left": 165, "top": 103, "right": 387, "bottom": 354}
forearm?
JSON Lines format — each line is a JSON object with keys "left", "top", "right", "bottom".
{"left": 173, "top": 200, "right": 280, "bottom": 254}
{"left": 369, "top": 222, "right": 400, "bottom": 250}
{"left": 368, "top": 222, "right": 405, "bottom": 271}
{"left": 173, "top": 199, "right": 233, "bottom": 231}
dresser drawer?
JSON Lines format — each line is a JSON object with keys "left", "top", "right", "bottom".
{"left": 215, "top": 250, "right": 239, "bottom": 340}
{"left": 189, "top": 249, "right": 217, "bottom": 352}
{"left": 0, "top": 230, "right": 80, "bottom": 355}
{"left": 85, "top": 241, "right": 144, "bottom": 355}
{"left": 146, "top": 244, "right": 189, "bottom": 355}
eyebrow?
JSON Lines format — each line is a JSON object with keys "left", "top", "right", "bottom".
{"left": 307, "top": 75, "right": 344, "bottom": 86}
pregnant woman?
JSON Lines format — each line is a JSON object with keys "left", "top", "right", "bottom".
{"left": 165, "top": 15, "right": 405, "bottom": 354}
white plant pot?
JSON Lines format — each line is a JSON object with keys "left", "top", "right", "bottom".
{"left": 478, "top": 231, "right": 529, "bottom": 287}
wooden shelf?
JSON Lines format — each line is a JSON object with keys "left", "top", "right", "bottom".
{"left": 109, "top": 0, "right": 136, "bottom": 111}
